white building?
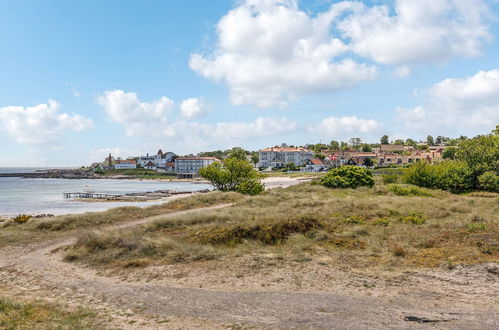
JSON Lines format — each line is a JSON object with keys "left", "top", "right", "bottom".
{"left": 258, "top": 147, "right": 313, "bottom": 168}
{"left": 114, "top": 159, "right": 137, "bottom": 169}
{"left": 175, "top": 157, "right": 219, "bottom": 177}
{"left": 143, "top": 161, "right": 157, "bottom": 170}
{"left": 138, "top": 149, "right": 176, "bottom": 169}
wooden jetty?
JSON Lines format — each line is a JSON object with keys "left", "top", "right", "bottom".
{"left": 63, "top": 192, "right": 122, "bottom": 200}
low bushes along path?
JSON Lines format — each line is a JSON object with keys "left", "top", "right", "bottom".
{"left": 0, "top": 204, "right": 497, "bottom": 329}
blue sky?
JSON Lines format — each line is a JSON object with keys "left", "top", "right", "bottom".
{"left": 1, "top": 0, "right": 498, "bottom": 166}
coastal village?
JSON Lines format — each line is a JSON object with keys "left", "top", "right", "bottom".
{"left": 93, "top": 136, "right": 451, "bottom": 177}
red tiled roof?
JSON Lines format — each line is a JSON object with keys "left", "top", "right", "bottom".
{"left": 310, "top": 159, "right": 324, "bottom": 165}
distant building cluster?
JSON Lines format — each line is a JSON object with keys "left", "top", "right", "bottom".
{"left": 90, "top": 141, "right": 450, "bottom": 177}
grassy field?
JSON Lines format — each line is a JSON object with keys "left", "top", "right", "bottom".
{"left": 0, "top": 192, "right": 243, "bottom": 248}
{"left": 0, "top": 295, "right": 103, "bottom": 329}
{"left": 64, "top": 182, "right": 498, "bottom": 270}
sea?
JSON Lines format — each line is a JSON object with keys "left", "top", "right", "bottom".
{"left": 0, "top": 168, "right": 212, "bottom": 217}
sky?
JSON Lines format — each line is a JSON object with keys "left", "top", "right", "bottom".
{"left": 1, "top": 0, "right": 499, "bottom": 167}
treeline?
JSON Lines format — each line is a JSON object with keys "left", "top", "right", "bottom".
{"left": 402, "top": 127, "right": 499, "bottom": 193}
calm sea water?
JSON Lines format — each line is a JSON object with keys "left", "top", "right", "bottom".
{"left": 0, "top": 175, "right": 212, "bottom": 217}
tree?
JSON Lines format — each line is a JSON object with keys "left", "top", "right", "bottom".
{"left": 228, "top": 147, "right": 247, "bottom": 161}
{"left": 349, "top": 138, "right": 362, "bottom": 148}
{"left": 380, "top": 135, "right": 389, "bottom": 145}
{"left": 427, "top": 135, "right": 435, "bottom": 146}
{"left": 250, "top": 152, "right": 259, "bottom": 165}
{"left": 442, "top": 147, "right": 457, "bottom": 160}
{"left": 361, "top": 144, "right": 372, "bottom": 152}
{"left": 199, "top": 158, "right": 264, "bottom": 195}
{"left": 393, "top": 139, "right": 404, "bottom": 145}
{"left": 405, "top": 138, "right": 417, "bottom": 147}
{"left": 329, "top": 140, "right": 340, "bottom": 151}
{"left": 340, "top": 141, "right": 349, "bottom": 150}
{"left": 314, "top": 153, "right": 326, "bottom": 160}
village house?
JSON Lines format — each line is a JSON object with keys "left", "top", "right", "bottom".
{"left": 258, "top": 147, "right": 313, "bottom": 169}
{"left": 143, "top": 161, "right": 157, "bottom": 170}
{"left": 138, "top": 149, "right": 176, "bottom": 169}
{"left": 174, "top": 157, "right": 219, "bottom": 178}
{"left": 301, "top": 159, "right": 326, "bottom": 172}
{"left": 114, "top": 159, "right": 137, "bottom": 169}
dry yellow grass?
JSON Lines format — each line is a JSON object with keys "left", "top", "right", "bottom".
{"left": 64, "top": 182, "right": 498, "bottom": 271}
{"left": 0, "top": 191, "right": 244, "bottom": 248}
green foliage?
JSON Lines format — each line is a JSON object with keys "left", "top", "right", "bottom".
{"left": 478, "top": 171, "right": 499, "bottom": 192}
{"left": 321, "top": 166, "right": 374, "bottom": 189}
{"left": 227, "top": 147, "right": 248, "bottom": 161}
{"left": 361, "top": 144, "right": 372, "bottom": 152}
{"left": 343, "top": 215, "right": 365, "bottom": 224}
{"left": 403, "top": 160, "right": 473, "bottom": 193}
{"left": 427, "top": 135, "right": 435, "bottom": 146}
{"left": 380, "top": 135, "right": 389, "bottom": 145}
{"left": 467, "top": 223, "right": 486, "bottom": 232}
{"left": 12, "top": 214, "right": 32, "bottom": 224}
{"left": 199, "top": 158, "right": 264, "bottom": 195}
{"left": 386, "top": 184, "right": 434, "bottom": 197}
{"left": 382, "top": 172, "right": 400, "bottom": 184}
{"left": 372, "top": 217, "right": 390, "bottom": 226}
{"left": 442, "top": 147, "right": 457, "bottom": 160}
{"left": 456, "top": 133, "right": 499, "bottom": 187}
{"left": 399, "top": 212, "right": 426, "bottom": 225}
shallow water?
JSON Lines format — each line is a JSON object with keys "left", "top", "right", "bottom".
{"left": 0, "top": 177, "right": 212, "bottom": 217}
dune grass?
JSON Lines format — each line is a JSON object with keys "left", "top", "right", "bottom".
{"left": 0, "top": 192, "right": 244, "bottom": 247}
{"left": 0, "top": 296, "right": 103, "bottom": 329}
{"left": 64, "top": 182, "right": 498, "bottom": 270}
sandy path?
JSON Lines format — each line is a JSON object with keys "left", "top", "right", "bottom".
{"left": 0, "top": 204, "right": 498, "bottom": 329}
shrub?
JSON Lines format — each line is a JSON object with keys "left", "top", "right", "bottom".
{"left": 478, "top": 171, "right": 499, "bottom": 192}
{"left": 343, "top": 215, "right": 365, "bottom": 224}
{"left": 399, "top": 212, "right": 426, "bottom": 225}
{"left": 386, "top": 184, "right": 434, "bottom": 197}
{"left": 12, "top": 214, "right": 32, "bottom": 224}
{"left": 372, "top": 217, "right": 390, "bottom": 226}
{"left": 382, "top": 172, "right": 400, "bottom": 184}
{"left": 467, "top": 223, "right": 486, "bottom": 232}
{"left": 236, "top": 179, "right": 265, "bottom": 195}
{"left": 403, "top": 160, "right": 473, "bottom": 193}
{"left": 321, "top": 166, "right": 374, "bottom": 189}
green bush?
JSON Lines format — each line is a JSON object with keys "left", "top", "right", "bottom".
{"left": 386, "top": 184, "right": 434, "bottom": 197}
{"left": 321, "top": 166, "right": 374, "bottom": 189}
{"left": 399, "top": 212, "right": 426, "bottom": 225}
{"left": 403, "top": 160, "right": 473, "bottom": 193}
{"left": 236, "top": 179, "right": 265, "bottom": 195}
{"left": 372, "top": 217, "right": 390, "bottom": 226}
{"left": 382, "top": 172, "right": 400, "bottom": 184}
{"left": 478, "top": 171, "right": 499, "bottom": 192}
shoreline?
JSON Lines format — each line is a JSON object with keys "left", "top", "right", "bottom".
{"left": 0, "top": 176, "right": 311, "bottom": 220}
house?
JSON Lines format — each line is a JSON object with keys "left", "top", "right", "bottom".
{"left": 301, "top": 159, "right": 326, "bottom": 172}
{"left": 165, "top": 162, "right": 175, "bottom": 172}
{"left": 144, "top": 161, "right": 157, "bottom": 170}
{"left": 258, "top": 147, "right": 313, "bottom": 168}
{"left": 138, "top": 149, "right": 176, "bottom": 169}
{"left": 114, "top": 159, "right": 137, "bottom": 169}
{"left": 175, "top": 157, "right": 219, "bottom": 178}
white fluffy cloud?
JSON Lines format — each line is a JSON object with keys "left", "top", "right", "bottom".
{"left": 337, "top": 0, "right": 491, "bottom": 65}
{"left": 190, "top": 0, "right": 491, "bottom": 108}
{"left": 190, "top": 0, "right": 377, "bottom": 108}
{"left": 98, "top": 90, "right": 175, "bottom": 137}
{"left": 180, "top": 98, "right": 208, "bottom": 119}
{"left": 98, "top": 90, "right": 297, "bottom": 149}
{"left": 311, "top": 115, "right": 383, "bottom": 139}
{"left": 396, "top": 69, "right": 499, "bottom": 132}
{"left": 0, "top": 100, "right": 93, "bottom": 144}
